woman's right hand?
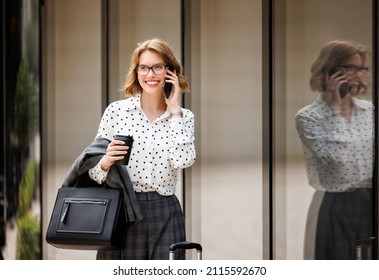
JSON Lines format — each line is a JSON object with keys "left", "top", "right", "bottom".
{"left": 100, "top": 140, "right": 129, "bottom": 171}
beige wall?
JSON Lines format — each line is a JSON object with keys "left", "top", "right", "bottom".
{"left": 108, "top": 0, "right": 182, "bottom": 103}
{"left": 53, "top": 0, "right": 103, "bottom": 162}
{"left": 190, "top": 0, "right": 263, "bottom": 259}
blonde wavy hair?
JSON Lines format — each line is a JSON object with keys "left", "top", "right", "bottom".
{"left": 309, "top": 40, "right": 369, "bottom": 95}
{"left": 122, "top": 38, "right": 190, "bottom": 96}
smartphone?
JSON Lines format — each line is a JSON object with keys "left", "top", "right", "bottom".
{"left": 163, "top": 67, "right": 174, "bottom": 98}
{"left": 328, "top": 68, "right": 352, "bottom": 99}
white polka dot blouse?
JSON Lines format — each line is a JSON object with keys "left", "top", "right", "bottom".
{"left": 89, "top": 93, "right": 196, "bottom": 196}
{"left": 295, "top": 96, "right": 373, "bottom": 192}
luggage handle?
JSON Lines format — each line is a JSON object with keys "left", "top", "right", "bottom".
{"left": 169, "top": 242, "right": 202, "bottom": 260}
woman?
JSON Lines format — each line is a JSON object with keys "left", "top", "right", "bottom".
{"left": 295, "top": 40, "right": 373, "bottom": 259}
{"left": 88, "top": 38, "right": 195, "bottom": 259}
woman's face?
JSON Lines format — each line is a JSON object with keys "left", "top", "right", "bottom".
{"left": 137, "top": 50, "right": 167, "bottom": 96}
{"left": 336, "top": 53, "right": 368, "bottom": 95}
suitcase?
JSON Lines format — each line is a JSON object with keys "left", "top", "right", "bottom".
{"left": 169, "top": 241, "right": 202, "bottom": 260}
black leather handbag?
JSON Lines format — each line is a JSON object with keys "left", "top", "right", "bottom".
{"left": 46, "top": 181, "right": 126, "bottom": 250}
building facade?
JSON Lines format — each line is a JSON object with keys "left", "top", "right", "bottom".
{"left": 1, "top": 0, "right": 378, "bottom": 260}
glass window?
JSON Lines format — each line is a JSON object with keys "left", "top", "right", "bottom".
{"left": 273, "top": 0, "right": 374, "bottom": 259}
{"left": 184, "top": 0, "right": 263, "bottom": 259}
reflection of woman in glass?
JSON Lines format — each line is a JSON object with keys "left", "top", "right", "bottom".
{"left": 295, "top": 40, "right": 373, "bottom": 259}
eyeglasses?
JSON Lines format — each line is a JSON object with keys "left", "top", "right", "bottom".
{"left": 338, "top": 65, "right": 369, "bottom": 74}
{"left": 136, "top": 64, "right": 167, "bottom": 76}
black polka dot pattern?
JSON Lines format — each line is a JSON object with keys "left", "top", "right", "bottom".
{"left": 295, "top": 97, "right": 373, "bottom": 192}
{"left": 92, "top": 94, "right": 196, "bottom": 196}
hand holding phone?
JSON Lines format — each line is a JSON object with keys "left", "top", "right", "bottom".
{"left": 163, "top": 67, "right": 174, "bottom": 98}
{"left": 328, "top": 68, "right": 352, "bottom": 99}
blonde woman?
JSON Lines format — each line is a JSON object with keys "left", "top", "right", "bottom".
{"left": 89, "top": 38, "right": 195, "bottom": 259}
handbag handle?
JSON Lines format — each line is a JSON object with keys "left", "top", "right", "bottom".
{"left": 71, "top": 172, "right": 99, "bottom": 188}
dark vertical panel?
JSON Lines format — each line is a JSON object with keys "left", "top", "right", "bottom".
{"left": 38, "top": 0, "right": 43, "bottom": 259}
{"left": 101, "top": 0, "right": 109, "bottom": 111}
{"left": 180, "top": 0, "right": 187, "bottom": 217}
{"left": 373, "top": 0, "right": 379, "bottom": 260}
{"left": 180, "top": 0, "right": 202, "bottom": 244}
{"left": 3, "top": 0, "right": 22, "bottom": 259}
{"left": 262, "top": 0, "right": 274, "bottom": 260}
{"left": 0, "top": 0, "right": 5, "bottom": 260}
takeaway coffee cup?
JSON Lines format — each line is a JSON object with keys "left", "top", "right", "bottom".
{"left": 114, "top": 135, "right": 134, "bottom": 165}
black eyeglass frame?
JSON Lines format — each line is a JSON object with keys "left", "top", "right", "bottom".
{"left": 136, "top": 64, "right": 168, "bottom": 75}
{"left": 338, "top": 64, "right": 369, "bottom": 74}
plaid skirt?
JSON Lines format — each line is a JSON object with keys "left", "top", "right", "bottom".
{"left": 314, "top": 188, "right": 373, "bottom": 260}
{"left": 97, "top": 191, "right": 186, "bottom": 260}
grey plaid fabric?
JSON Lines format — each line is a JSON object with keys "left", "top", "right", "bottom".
{"left": 97, "top": 191, "right": 186, "bottom": 260}
{"left": 315, "top": 188, "right": 373, "bottom": 259}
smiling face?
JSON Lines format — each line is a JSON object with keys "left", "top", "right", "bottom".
{"left": 137, "top": 50, "right": 167, "bottom": 96}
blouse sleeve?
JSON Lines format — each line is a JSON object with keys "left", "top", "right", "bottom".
{"left": 169, "top": 109, "right": 196, "bottom": 168}
{"left": 88, "top": 104, "right": 115, "bottom": 183}
{"left": 88, "top": 158, "right": 109, "bottom": 184}
{"left": 295, "top": 111, "right": 352, "bottom": 166}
